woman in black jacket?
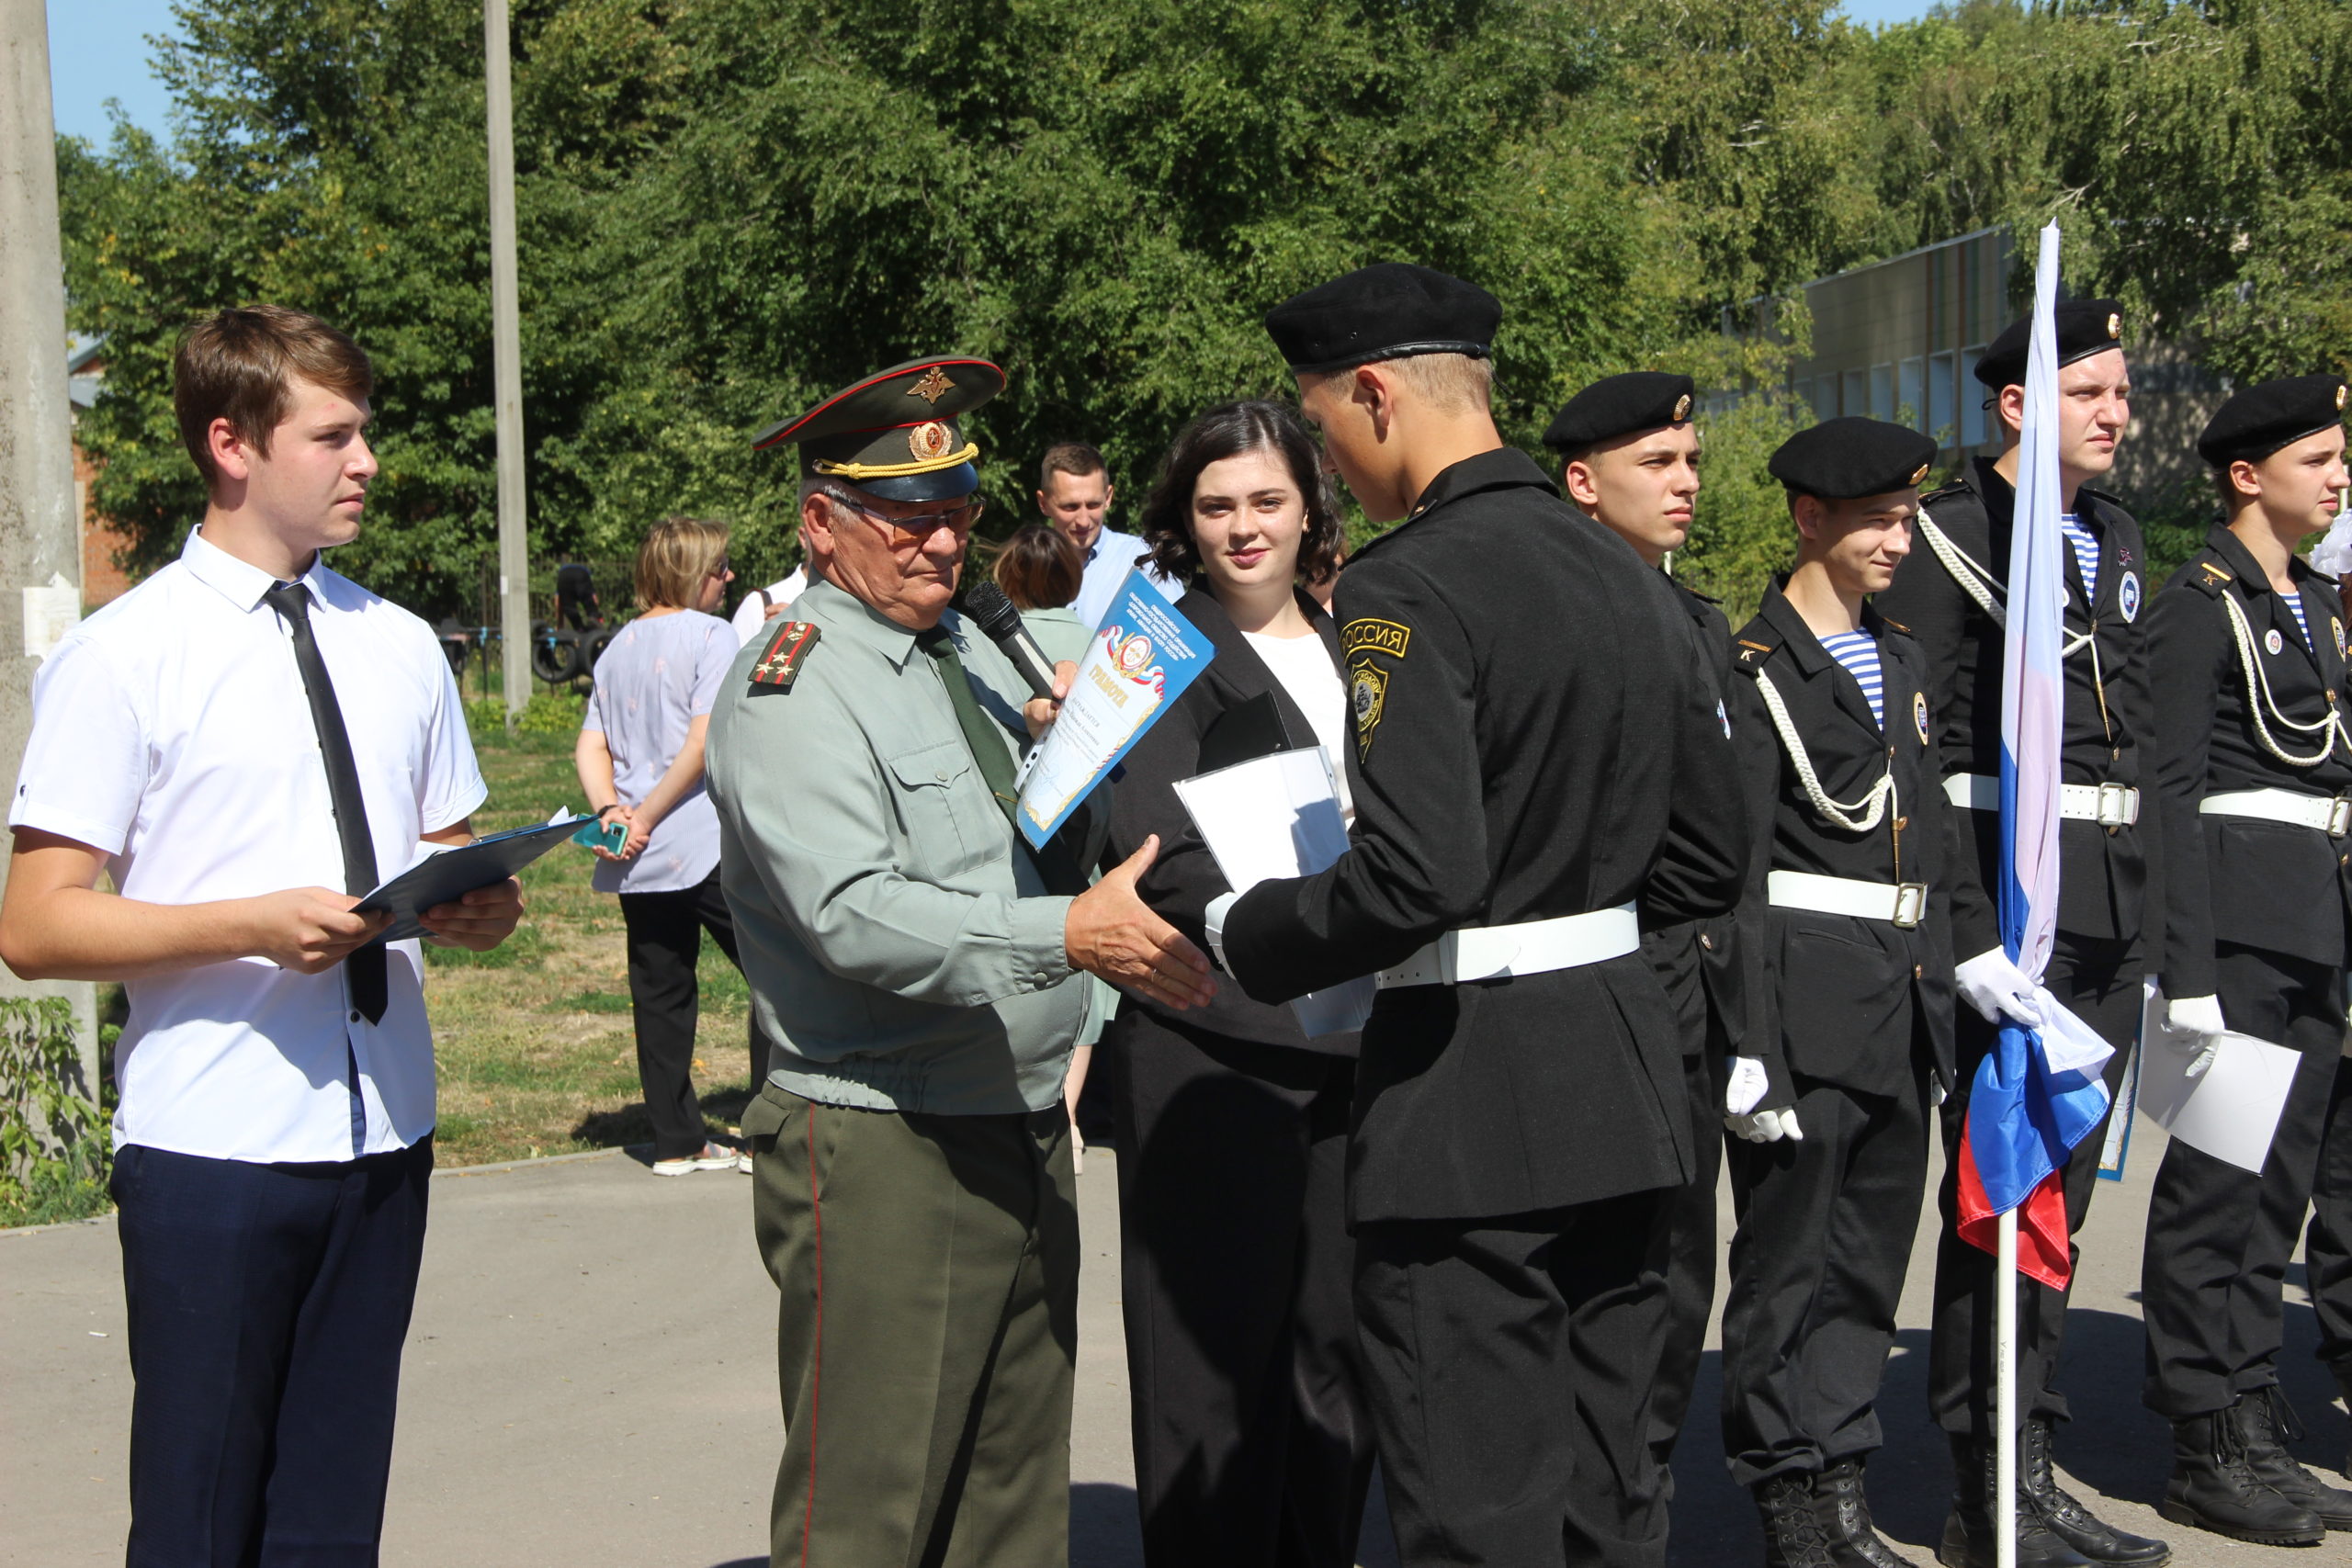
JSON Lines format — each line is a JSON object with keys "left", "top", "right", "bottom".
{"left": 1106, "top": 401, "right": 1374, "bottom": 1568}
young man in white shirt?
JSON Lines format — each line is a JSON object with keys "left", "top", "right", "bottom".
{"left": 1038, "top": 441, "right": 1178, "bottom": 627}
{"left": 0, "top": 305, "right": 524, "bottom": 1566}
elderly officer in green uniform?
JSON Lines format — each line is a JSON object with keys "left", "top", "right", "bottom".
{"left": 705, "top": 356, "right": 1216, "bottom": 1568}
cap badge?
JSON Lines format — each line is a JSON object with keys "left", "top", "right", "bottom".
{"left": 2337, "top": 384, "right": 2347, "bottom": 412}
{"left": 2106, "top": 312, "right": 2121, "bottom": 339}
{"left": 1672, "top": 393, "right": 1693, "bottom": 423}
{"left": 1910, "top": 462, "right": 1930, "bottom": 486}
{"left": 907, "top": 367, "right": 955, "bottom": 404}
{"left": 907, "top": 421, "right": 956, "bottom": 462}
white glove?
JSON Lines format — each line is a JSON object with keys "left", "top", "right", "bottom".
{"left": 2164, "top": 993, "right": 2226, "bottom": 1077}
{"left": 1954, "top": 948, "right": 2044, "bottom": 1028}
{"left": 1727, "top": 1106, "right": 1804, "bottom": 1144}
{"left": 1725, "top": 1056, "right": 1769, "bottom": 1118}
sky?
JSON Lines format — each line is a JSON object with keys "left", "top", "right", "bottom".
{"left": 45, "top": 0, "right": 1946, "bottom": 146}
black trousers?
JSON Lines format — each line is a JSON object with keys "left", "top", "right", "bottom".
{"left": 1722, "top": 1068, "right": 1931, "bottom": 1488}
{"left": 2308, "top": 1049, "right": 2352, "bottom": 1375}
{"left": 2143, "top": 942, "right": 2347, "bottom": 1417}
{"left": 1354, "top": 1189, "right": 1674, "bottom": 1568}
{"left": 619, "top": 869, "right": 775, "bottom": 1159}
{"left": 1927, "top": 933, "right": 2141, "bottom": 1439}
{"left": 111, "top": 1137, "right": 434, "bottom": 1568}
{"left": 1645, "top": 969, "right": 1729, "bottom": 1485}
{"left": 1111, "top": 1007, "right": 1374, "bottom": 1568}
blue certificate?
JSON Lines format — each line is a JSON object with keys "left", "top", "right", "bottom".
{"left": 1016, "top": 567, "right": 1213, "bottom": 849}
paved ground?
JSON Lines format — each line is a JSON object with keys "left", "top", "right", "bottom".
{"left": 5, "top": 1122, "right": 2347, "bottom": 1567}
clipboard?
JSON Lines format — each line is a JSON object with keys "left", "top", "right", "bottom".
{"left": 356, "top": 812, "right": 588, "bottom": 943}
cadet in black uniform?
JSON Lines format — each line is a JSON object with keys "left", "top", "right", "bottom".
{"left": 1722, "top": 418, "right": 1954, "bottom": 1568}
{"left": 1543, "top": 371, "right": 1748, "bottom": 1496}
{"left": 1871, "top": 303, "right": 2169, "bottom": 1568}
{"left": 1210, "top": 265, "right": 1750, "bottom": 1566}
{"left": 2142, "top": 375, "right": 2352, "bottom": 1547}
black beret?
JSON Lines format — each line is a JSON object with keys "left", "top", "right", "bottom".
{"left": 1973, "top": 299, "right": 2126, "bottom": 389}
{"left": 1263, "top": 263, "right": 1501, "bottom": 376}
{"left": 752, "top": 356, "right": 1003, "bottom": 502}
{"left": 2197, "top": 375, "right": 2350, "bottom": 468}
{"left": 1769, "top": 417, "right": 1939, "bottom": 501}
{"left": 1541, "top": 372, "right": 1696, "bottom": 454}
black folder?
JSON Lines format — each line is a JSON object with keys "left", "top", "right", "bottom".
{"left": 1193, "top": 690, "right": 1296, "bottom": 775}
{"left": 356, "top": 815, "right": 587, "bottom": 943}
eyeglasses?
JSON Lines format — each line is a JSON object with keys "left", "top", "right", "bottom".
{"left": 825, "top": 490, "right": 985, "bottom": 547}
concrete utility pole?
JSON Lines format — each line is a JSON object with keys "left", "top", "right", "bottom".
{"left": 485, "top": 0, "right": 530, "bottom": 728}
{"left": 0, "top": 0, "right": 100, "bottom": 1083}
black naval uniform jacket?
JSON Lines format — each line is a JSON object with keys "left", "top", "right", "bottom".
{"left": 1871, "top": 457, "right": 2157, "bottom": 960}
{"left": 2147, "top": 525, "right": 2352, "bottom": 1001}
{"left": 1729, "top": 584, "right": 1957, "bottom": 1103}
{"left": 1102, "top": 584, "right": 1358, "bottom": 1055}
{"left": 1641, "top": 575, "right": 1747, "bottom": 1055}
{"left": 1221, "top": 447, "right": 1750, "bottom": 1225}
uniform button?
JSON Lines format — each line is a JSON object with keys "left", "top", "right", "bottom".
{"left": 349, "top": 1010, "right": 361, "bottom": 1023}
{"left": 1894, "top": 815, "right": 1909, "bottom": 830}
{"left": 1699, "top": 933, "right": 1715, "bottom": 952}
{"left": 1914, "top": 964, "right": 1924, "bottom": 978}
{"left": 1887, "top": 745, "right": 1896, "bottom": 758}
{"left": 935, "top": 770, "right": 949, "bottom": 783}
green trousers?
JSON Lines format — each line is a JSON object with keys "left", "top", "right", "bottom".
{"left": 744, "top": 1085, "right": 1079, "bottom": 1568}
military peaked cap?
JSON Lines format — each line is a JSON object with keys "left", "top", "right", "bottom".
{"left": 1769, "top": 417, "right": 1939, "bottom": 501}
{"left": 2197, "top": 375, "right": 2350, "bottom": 468}
{"left": 752, "top": 356, "right": 1004, "bottom": 503}
{"left": 1541, "top": 372, "right": 1696, "bottom": 454}
{"left": 1973, "top": 299, "right": 2127, "bottom": 389}
{"left": 1263, "top": 263, "right": 1500, "bottom": 376}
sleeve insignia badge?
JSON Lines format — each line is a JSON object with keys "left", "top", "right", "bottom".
{"left": 1350, "top": 659, "right": 1389, "bottom": 761}
{"left": 751, "top": 621, "right": 821, "bottom": 691}
{"left": 1341, "top": 617, "right": 1411, "bottom": 661}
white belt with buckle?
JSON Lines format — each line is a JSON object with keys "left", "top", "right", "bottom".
{"left": 1375, "top": 904, "right": 1640, "bottom": 990}
{"left": 1942, "top": 773, "right": 2140, "bottom": 827}
{"left": 2200, "top": 788, "right": 2352, "bottom": 838}
{"left": 1767, "top": 870, "right": 1929, "bottom": 929}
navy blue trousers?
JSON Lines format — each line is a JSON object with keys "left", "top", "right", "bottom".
{"left": 111, "top": 1137, "right": 434, "bottom": 1568}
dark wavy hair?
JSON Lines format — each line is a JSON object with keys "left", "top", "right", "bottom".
{"left": 989, "top": 524, "right": 1084, "bottom": 611}
{"left": 1137, "top": 401, "right": 1346, "bottom": 589}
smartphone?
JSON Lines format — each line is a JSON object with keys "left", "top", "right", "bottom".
{"left": 572, "top": 818, "right": 628, "bottom": 854}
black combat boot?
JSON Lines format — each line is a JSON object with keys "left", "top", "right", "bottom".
{"left": 1756, "top": 1472, "right": 1839, "bottom": 1568}
{"left": 2237, "top": 1385, "right": 2352, "bottom": 1529}
{"left": 2018, "top": 1417, "right": 2170, "bottom": 1564}
{"left": 1935, "top": 1434, "right": 2094, "bottom": 1567}
{"left": 1816, "top": 1459, "right": 1923, "bottom": 1568}
{"left": 2157, "top": 1404, "right": 2324, "bottom": 1546}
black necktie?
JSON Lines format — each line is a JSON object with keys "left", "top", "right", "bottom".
{"left": 265, "top": 581, "right": 387, "bottom": 1024}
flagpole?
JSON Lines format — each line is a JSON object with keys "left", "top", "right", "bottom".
{"left": 1997, "top": 1207, "right": 2018, "bottom": 1568}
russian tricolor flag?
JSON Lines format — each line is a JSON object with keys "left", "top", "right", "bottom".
{"left": 1952, "top": 224, "right": 2119, "bottom": 1290}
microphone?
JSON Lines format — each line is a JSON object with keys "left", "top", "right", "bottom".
{"left": 955, "top": 580, "right": 1061, "bottom": 700}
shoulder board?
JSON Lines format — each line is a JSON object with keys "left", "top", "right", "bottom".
{"left": 1730, "top": 624, "right": 1783, "bottom": 675}
{"left": 1919, "top": 480, "right": 1973, "bottom": 506}
{"left": 749, "top": 621, "right": 821, "bottom": 691}
{"left": 2185, "top": 558, "right": 2234, "bottom": 599}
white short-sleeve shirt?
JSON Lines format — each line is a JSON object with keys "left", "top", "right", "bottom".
{"left": 9, "top": 527, "right": 488, "bottom": 1163}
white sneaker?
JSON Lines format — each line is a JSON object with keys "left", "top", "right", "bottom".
{"left": 651, "top": 1144, "right": 740, "bottom": 1177}
{"left": 737, "top": 1152, "right": 755, "bottom": 1174}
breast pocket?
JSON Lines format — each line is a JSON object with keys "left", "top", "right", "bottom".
{"left": 884, "top": 739, "right": 1007, "bottom": 879}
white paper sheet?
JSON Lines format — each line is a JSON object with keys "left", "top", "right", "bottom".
{"left": 2136, "top": 1022, "right": 2301, "bottom": 1175}
{"left": 1174, "top": 749, "right": 1373, "bottom": 1036}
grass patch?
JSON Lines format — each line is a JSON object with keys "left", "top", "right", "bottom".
{"left": 420, "top": 718, "right": 763, "bottom": 1167}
